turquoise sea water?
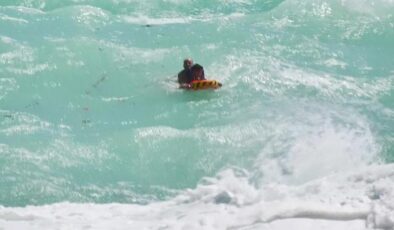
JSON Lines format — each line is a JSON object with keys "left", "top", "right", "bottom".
{"left": 0, "top": 0, "right": 393, "bottom": 209}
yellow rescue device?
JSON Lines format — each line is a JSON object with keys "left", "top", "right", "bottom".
{"left": 190, "top": 80, "right": 222, "bottom": 90}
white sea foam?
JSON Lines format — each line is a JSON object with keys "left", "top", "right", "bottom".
{"left": 0, "top": 36, "right": 15, "bottom": 44}
{"left": 121, "top": 11, "right": 244, "bottom": 26}
{"left": 254, "top": 117, "right": 379, "bottom": 186}
{"left": 6, "top": 63, "right": 54, "bottom": 75}
{"left": 0, "top": 46, "right": 34, "bottom": 65}
{"left": 101, "top": 96, "right": 131, "bottom": 102}
{"left": 91, "top": 38, "right": 177, "bottom": 64}
{"left": 340, "top": 0, "right": 394, "bottom": 15}
{"left": 122, "top": 14, "right": 192, "bottom": 25}
{"left": 213, "top": 54, "right": 393, "bottom": 100}
{"left": 0, "top": 112, "right": 52, "bottom": 136}
{"left": 0, "top": 164, "right": 392, "bottom": 229}
{"left": 71, "top": 5, "right": 110, "bottom": 29}
{"left": 13, "top": 6, "right": 44, "bottom": 15}
{"left": 0, "top": 41, "right": 56, "bottom": 75}
{"left": 323, "top": 58, "right": 348, "bottom": 69}
{"left": 0, "top": 14, "right": 29, "bottom": 24}
{"left": 0, "top": 78, "right": 18, "bottom": 100}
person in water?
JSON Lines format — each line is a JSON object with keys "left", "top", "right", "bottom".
{"left": 178, "top": 58, "right": 193, "bottom": 88}
{"left": 191, "top": 63, "right": 205, "bottom": 81}
{"left": 178, "top": 58, "right": 205, "bottom": 88}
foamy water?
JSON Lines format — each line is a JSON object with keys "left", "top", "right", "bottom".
{"left": 0, "top": 0, "right": 393, "bottom": 229}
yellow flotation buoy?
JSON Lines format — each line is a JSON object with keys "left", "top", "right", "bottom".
{"left": 190, "top": 80, "right": 222, "bottom": 90}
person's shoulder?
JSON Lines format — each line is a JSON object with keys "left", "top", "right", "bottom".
{"left": 178, "top": 69, "right": 186, "bottom": 76}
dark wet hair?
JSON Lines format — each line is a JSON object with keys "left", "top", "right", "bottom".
{"left": 191, "top": 64, "right": 203, "bottom": 71}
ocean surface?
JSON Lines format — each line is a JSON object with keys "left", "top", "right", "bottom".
{"left": 0, "top": 0, "right": 393, "bottom": 229}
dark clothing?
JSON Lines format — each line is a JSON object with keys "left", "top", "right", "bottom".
{"left": 178, "top": 68, "right": 193, "bottom": 84}
{"left": 178, "top": 64, "right": 205, "bottom": 84}
{"left": 190, "top": 64, "right": 205, "bottom": 81}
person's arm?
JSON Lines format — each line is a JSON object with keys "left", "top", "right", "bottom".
{"left": 178, "top": 71, "right": 191, "bottom": 88}
{"left": 178, "top": 71, "right": 185, "bottom": 84}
